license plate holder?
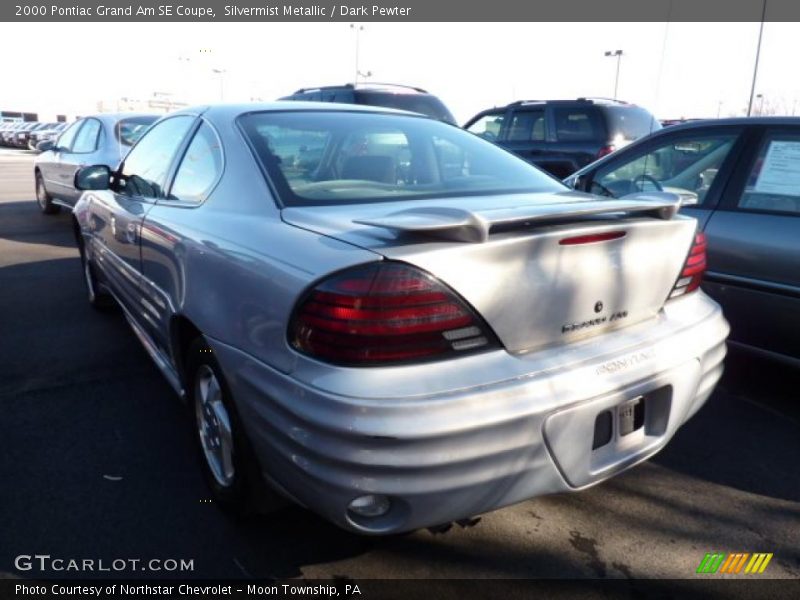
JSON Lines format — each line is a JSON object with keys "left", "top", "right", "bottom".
{"left": 619, "top": 395, "right": 645, "bottom": 437}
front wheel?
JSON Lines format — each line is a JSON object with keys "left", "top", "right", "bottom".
{"left": 35, "top": 172, "right": 60, "bottom": 215}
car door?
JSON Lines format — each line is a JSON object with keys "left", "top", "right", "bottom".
{"left": 40, "top": 119, "right": 83, "bottom": 200}
{"left": 579, "top": 125, "right": 747, "bottom": 230}
{"left": 92, "top": 115, "right": 197, "bottom": 320}
{"left": 499, "top": 107, "right": 550, "bottom": 171}
{"left": 57, "top": 117, "right": 104, "bottom": 206}
{"left": 138, "top": 119, "right": 224, "bottom": 356}
{"left": 702, "top": 125, "right": 800, "bottom": 362}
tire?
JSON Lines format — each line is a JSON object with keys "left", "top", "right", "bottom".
{"left": 78, "top": 236, "right": 115, "bottom": 311}
{"left": 186, "top": 338, "right": 284, "bottom": 516}
{"left": 35, "top": 172, "right": 60, "bottom": 215}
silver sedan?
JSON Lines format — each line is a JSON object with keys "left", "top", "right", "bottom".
{"left": 71, "top": 103, "right": 728, "bottom": 534}
{"left": 34, "top": 113, "right": 157, "bottom": 214}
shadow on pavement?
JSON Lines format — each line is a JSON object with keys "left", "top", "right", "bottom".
{"left": 0, "top": 199, "right": 76, "bottom": 250}
{"left": 652, "top": 352, "right": 800, "bottom": 504}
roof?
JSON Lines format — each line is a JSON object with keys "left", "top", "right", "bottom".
{"left": 657, "top": 116, "right": 800, "bottom": 132}
{"left": 90, "top": 112, "right": 160, "bottom": 122}
{"left": 507, "top": 97, "right": 633, "bottom": 107}
{"left": 291, "top": 82, "right": 430, "bottom": 94}
{"left": 188, "top": 101, "right": 424, "bottom": 121}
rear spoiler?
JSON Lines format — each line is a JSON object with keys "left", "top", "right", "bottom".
{"left": 354, "top": 192, "right": 682, "bottom": 243}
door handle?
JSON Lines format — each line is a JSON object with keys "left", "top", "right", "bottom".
{"left": 126, "top": 222, "right": 138, "bottom": 243}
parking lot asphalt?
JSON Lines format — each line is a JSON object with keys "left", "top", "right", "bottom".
{"left": 0, "top": 151, "right": 799, "bottom": 583}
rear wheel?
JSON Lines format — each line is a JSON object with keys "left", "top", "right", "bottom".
{"left": 35, "top": 172, "right": 60, "bottom": 215}
{"left": 186, "top": 338, "right": 284, "bottom": 515}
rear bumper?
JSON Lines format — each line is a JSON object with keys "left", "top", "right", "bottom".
{"left": 209, "top": 292, "right": 728, "bottom": 534}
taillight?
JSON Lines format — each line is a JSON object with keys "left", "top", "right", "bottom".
{"left": 597, "top": 144, "right": 616, "bottom": 159}
{"left": 669, "top": 231, "right": 707, "bottom": 299}
{"left": 289, "top": 262, "right": 498, "bottom": 366}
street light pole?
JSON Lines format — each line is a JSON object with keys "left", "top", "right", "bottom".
{"left": 177, "top": 55, "right": 191, "bottom": 104}
{"left": 212, "top": 68, "right": 226, "bottom": 101}
{"left": 351, "top": 24, "right": 364, "bottom": 84}
{"left": 604, "top": 50, "right": 624, "bottom": 100}
{"left": 747, "top": 0, "right": 767, "bottom": 117}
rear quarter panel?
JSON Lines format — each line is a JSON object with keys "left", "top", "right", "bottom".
{"left": 138, "top": 117, "right": 379, "bottom": 375}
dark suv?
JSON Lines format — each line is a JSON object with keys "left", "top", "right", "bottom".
{"left": 464, "top": 98, "right": 661, "bottom": 178}
{"left": 279, "top": 83, "right": 457, "bottom": 125}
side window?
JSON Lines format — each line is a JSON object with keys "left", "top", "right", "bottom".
{"left": 507, "top": 110, "right": 545, "bottom": 142}
{"left": 333, "top": 90, "right": 355, "bottom": 103}
{"left": 553, "top": 107, "right": 603, "bottom": 142}
{"left": 56, "top": 120, "right": 83, "bottom": 151}
{"left": 169, "top": 123, "right": 223, "bottom": 204}
{"left": 71, "top": 119, "right": 102, "bottom": 153}
{"left": 591, "top": 133, "right": 738, "bottom": 205}
{"left": 466, "top": 112, "right": 505, "bottom": 141}
{"left": 118, "top": 116, "right": 195, "bottom": 198}
{"left": 737, "top": 133, "right": 800, "bottom": 215}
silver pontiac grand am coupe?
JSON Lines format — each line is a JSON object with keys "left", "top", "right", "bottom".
{"left": 71, "top": 103, "right": 728, "bottom": 534}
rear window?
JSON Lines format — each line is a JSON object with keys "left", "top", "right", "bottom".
{"left": 604, "top": 106, "right": 661, "bottom": 141}
{"left": 239, "top": 110, "right": 563, "bottom": 206}
{"left": 552, "top": 107, "right": 605, "bottom": 142}
{"left": 356, "top": 91, "right": 456, "bottom": 124}
{"left": 115, "top": 116, "right": 157, "bottom": 146}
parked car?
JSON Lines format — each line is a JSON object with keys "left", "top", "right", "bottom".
{"left": 1, "top": 121, "right": 30, "bottom": 146}
{"left": 9, "top": 122, "right": 43, "bottom": 148}
{"left": 34, "top": 113, "right": 157, "bottom": 214}
{"left": 565, "top": 117, "right": 800, "bottom": 366}
{"left": 280, "top": 82, "right": 457, "bottom": 124}
{"left": 0, "top": 121, "right": 20, "bottom": 144}
{"left": 464, "top": 98, "right": 661, "bottom": 178}
{"left": 15, "top": 122, "right": 57, "bottom": 149}
{"left": 29, "top": 122, "right": 68, "bottom": 150}
{"left": 71, "top": 103, "right": 727, "bottom": 534}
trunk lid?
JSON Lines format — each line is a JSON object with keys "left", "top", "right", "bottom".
{"left": 282, "top": 191, "right": 696, "bottom": 354}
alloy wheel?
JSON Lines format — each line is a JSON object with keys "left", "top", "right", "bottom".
{"left": 194, "top": 364, "right": 235, "bottom": 487}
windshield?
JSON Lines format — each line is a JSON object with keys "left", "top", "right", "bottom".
{"left": 356, "top": 91, "right": 457, "bottom": 124}
{"left": 239, "top": 110, "right": 564, "bottom": 206}
{"left": 115, "top": 116, "right": 157, "bottom": 146}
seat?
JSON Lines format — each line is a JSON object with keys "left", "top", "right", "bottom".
{"left": 341, "top": 155, "right": 396, "bottom": 184}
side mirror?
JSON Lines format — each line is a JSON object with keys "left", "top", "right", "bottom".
{"left": 75, "top": 165, "right": 111, "bottom": 191}
{"left": 36, "top": 139, "right": 54, "bottom": 152}
{"left": 565, "top": 173, "right": 588, "bottom": 190}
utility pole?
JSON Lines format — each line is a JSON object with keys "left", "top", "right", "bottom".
{"left": 604, "top": 50, "right": 624, "bottom": 100}
{"left": 747, "top": 0, "right": 767, "bottom": 116}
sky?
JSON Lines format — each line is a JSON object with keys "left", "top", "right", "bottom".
{"left": 1, "top": 21, "right": 799, "bottom": 123}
